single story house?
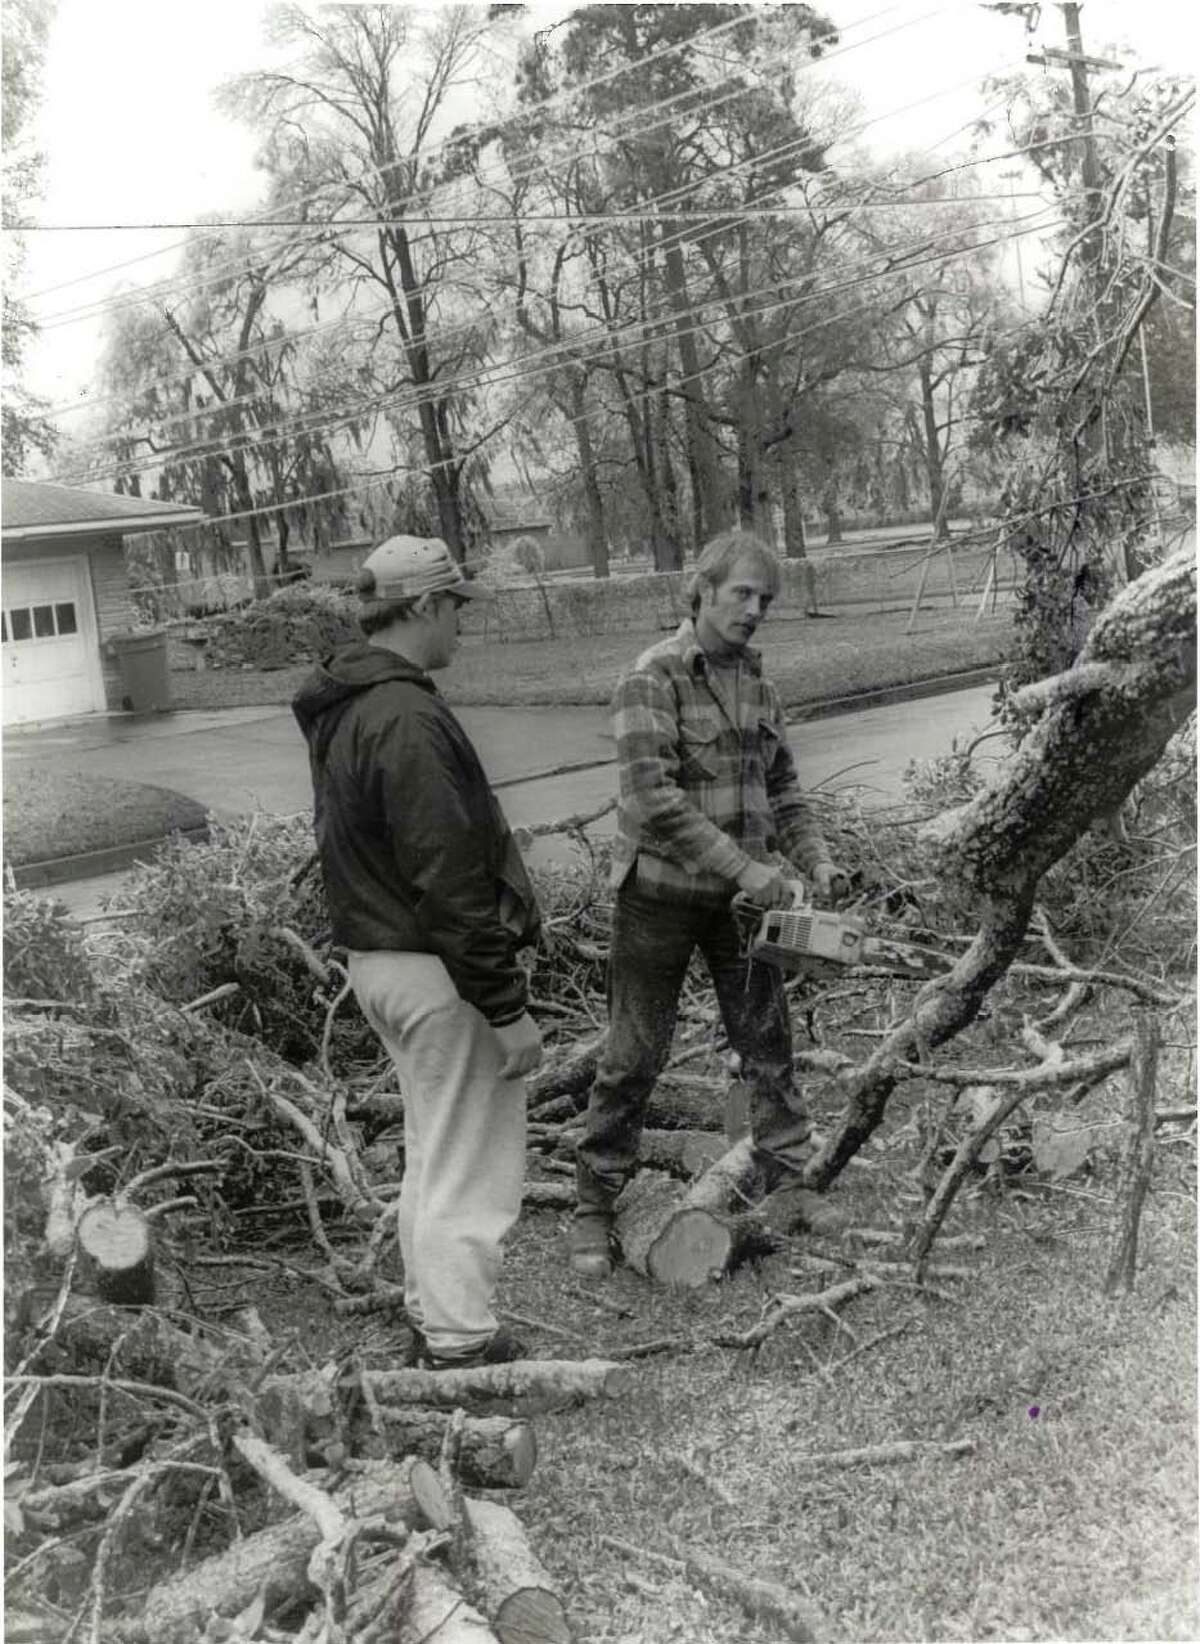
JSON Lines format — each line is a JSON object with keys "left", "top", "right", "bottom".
{"left": 2, "top": 479, "right": 204, "bottom": 726}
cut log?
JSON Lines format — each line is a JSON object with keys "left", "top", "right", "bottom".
{"left": 465, "top": 1496, "right": 571, "bottom": 1644}
{"left": 361, "top": 1359, "right": 632, "bottom": 1408}
{"left": 522, "top": 1182, "right": 574, "bottom": 1209}
{"left": 682, "top": 1136, "right": 771, "bottom": 1216}
{"left": 359, "top": 1408, "right": 537, "bottom": 1489}
{"left": 527, "top": 1033, "right": 605, "bottom": 1113}
{"left": 398, "top": 1558, "right": 500, "bottom": 1644}
{"left": 76, "top": 1202, "right": 156, "bottom": 1305}
{"left": 126, "top": 1460, "right": 429, "bottom": 1644}
{"left": 615, "top": 1170, "right": 733, "bottom": 1289}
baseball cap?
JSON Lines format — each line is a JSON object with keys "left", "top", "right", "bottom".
{"left": 358, "top": 534, "right": 491, "bottom": 602}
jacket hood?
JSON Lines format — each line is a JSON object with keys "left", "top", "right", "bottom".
{"left": 292, "top": 641, "right": 434, "bottom": 736}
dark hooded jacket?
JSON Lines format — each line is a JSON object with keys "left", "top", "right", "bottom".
{"left": 293, "top": 642, "right": 540, "bottom": 1027}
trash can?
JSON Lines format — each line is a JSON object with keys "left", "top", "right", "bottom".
{"left": 108, "top": 629, "right": 172, "bottom": 714}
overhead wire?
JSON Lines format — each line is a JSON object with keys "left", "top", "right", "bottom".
{"left": 41, "top": 37, "right": 1054, "bottom": 433}
{"left": 19, "top": 1, "right": 787, "bottom": 302}
{"left": 25, "top": 2, "right": 927, "bottom": 325}
{"left": 30, "top": 5, "right": 957, "bottom": 337}
{"left": 52, "top": 205, "right": 1063, "bottom": 489}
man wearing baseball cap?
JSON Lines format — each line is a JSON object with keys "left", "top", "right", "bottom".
{"left": 293, "top": 534, "right": 543, "bottom": 1369}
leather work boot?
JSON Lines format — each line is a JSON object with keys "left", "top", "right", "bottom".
{"left": 569, "top": 1208, "right": 618, "bottom": 1278}
{"left": 417, "top": 1325, "right": 528, "bottom": 1371}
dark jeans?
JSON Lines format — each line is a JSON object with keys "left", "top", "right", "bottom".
{"left": 576, "top": 882, "right": 812, "bottom": 1211}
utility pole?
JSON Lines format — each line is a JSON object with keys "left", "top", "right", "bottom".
{"left": 1025, "top": 5, "right": 1124, "bottom": 262}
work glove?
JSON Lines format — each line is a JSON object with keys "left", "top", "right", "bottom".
{"left": 735, "top": 861, "right": 795, "bottom": 910}
{"left": 812, "top": 862, "right": 851, "bottom": 907}
{"left": 495, "top": 1011, "right": 543, "bottom": 1078}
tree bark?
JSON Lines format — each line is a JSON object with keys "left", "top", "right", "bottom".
{"left": 1105, "top": 1010, "right": 1160, "bottom": 1294}
{"left": 76, "top": 1202, "right": 156, "bottom": 1305}
{"left": 127, "top": 1460, "right": 433, "bottom": 1644}
{"left": 361, "top": 1359, "right": 633, "bottom": 1407}
{"left": 614, "top": 1169, "right": 734, "bottom": 1289}
{"left": 357, "top": 1409, "right": 537, "bottom": 1490}
{"left": 568, "top": 370, "right": 608, "bottom": 578}
{"left": 464, "top": 1496, "right": 571, "bottom": 1644}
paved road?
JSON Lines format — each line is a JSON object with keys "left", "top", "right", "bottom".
{"left": 27, "top": 684, "right": 1002, "bottom": 917}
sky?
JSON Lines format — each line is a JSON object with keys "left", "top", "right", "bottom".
{"left": 13, "top": 0, "right": 1196, "bottom": 436}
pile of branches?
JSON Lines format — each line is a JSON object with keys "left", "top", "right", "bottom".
{"left": 197, "top": 584, "right": 358, "bottom": 672}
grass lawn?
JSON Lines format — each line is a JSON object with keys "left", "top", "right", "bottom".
{"left": 2, "top": 768, "right": 208, "bottom": 868}
{"left": 251, "top": 1043, "right": 1196, "bottom": 1644}
{"left": 169, "top": 606, "right": 1014, "bottom": 712}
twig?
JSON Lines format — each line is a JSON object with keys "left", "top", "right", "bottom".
{"left": 714, "top": 1275, "right": 881, "bottom": 1351}
{"left": 269, "top": 925, "right": 332, "bottom": 987}
{"left": 120, "top": 1159, "right": 224, "bottom": 1203}
{"left": 500, "top": 1309, "right": 589, "bottom": 1347}
{"left": 181, "top": 982, "right": 241, "bottom": 1013}
{"left": 826, "top": 1321, "right": 912, "bottom": 1376}
{"left": 142, "top": 1195, "right": 198, "bottom": 1222}
{"left": 5, "top": 1374, "right": 205, "bottom": 1420}
{"left": 792, "top": 1437, "right": 975, "bottom": 1469}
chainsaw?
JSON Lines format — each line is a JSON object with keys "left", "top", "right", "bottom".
{"left": 731, "top": 881, "right": 954, "bottom": 982}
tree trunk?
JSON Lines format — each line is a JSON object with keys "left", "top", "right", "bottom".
{"left": 568, "top": 370, "right": 608, "bottom": 578}
{"left": 918, "top": 356, "right": 948, "bottom": 540}
{"left": 654, "top": 380, "right": 683, "bottom": 572}
{"left": 661, "top": 227, "right": 727, "bottom": 547}
{"left": 821, "top": 475, "right": 844, "bottom": 545}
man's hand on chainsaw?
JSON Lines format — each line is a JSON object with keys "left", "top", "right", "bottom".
{"left": 735, "top": 861, "right": 794, "bottom": 909}
{"left": 811, "top": 862, "right": 851, "bottom": 907}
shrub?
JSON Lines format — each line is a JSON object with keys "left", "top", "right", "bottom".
{"left": 198, "top": 583, "right": 359, "bottom": 671}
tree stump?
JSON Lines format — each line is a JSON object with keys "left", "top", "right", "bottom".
{"left": 76, "top": 1202, "right": 156, "bottom": 1304}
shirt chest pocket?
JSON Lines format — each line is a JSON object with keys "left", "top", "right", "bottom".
{"left": 677, "top": 715, "right": 724, "bottom": 781}
{"left": 745, "top": 716, "right": 782, "bottom": 785}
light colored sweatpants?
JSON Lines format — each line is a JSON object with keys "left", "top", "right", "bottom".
{"left": 346, "top": 949, "right": 527, "bottom": 1359}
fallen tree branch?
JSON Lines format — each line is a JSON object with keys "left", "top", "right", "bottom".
{"left": 792, "top": 1437, "right": 975, "bottom": 1468}
{"left": 1105, "top": 1011, "right": 1160, "bottom": 1295}
{"left": 361, "top": 1359, "right": 633, "bottom": 1408}
{"left": 713, "top": 1275, "right": 882, "bottom": 1351}
{"left": 804, "top": 549, "right": 1195, "bottom": 1192}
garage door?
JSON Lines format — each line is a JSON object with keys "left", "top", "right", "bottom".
{"left": 3, "top": 556, "right": 106, "bottom": 725}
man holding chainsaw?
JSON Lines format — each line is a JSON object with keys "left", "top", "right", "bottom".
{"left": 570, "top": 529, "right": 850, "bottom": 1278}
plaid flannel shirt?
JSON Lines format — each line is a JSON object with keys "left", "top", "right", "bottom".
{"left": 609, "top": 620, "right": 832, "bottom": 905}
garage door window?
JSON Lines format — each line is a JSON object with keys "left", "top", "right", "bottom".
{"left": 3, "top": 600, "right": 78, "bottom": 643}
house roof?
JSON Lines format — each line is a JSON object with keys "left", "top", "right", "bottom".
{"left": 2, "top": 479, "right": 205, "bottom": 541}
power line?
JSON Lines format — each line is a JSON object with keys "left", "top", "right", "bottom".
{"left": 52, "top": 209, "right": 1062, "bottom": 488}
{"left": 19, "top": 2, "right": 789, "bottom": 303}
{"left": 24, "top": 3, "right": 924, "bottom": 324}
{"left": 23, "top": 194, "right": 1057, "bottom": 230}
{"left": 30, "top": 7, "right": 985, "bottom": 335}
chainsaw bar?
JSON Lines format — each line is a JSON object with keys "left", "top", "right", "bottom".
{"left": 732, "top": 893, "right": 955, "bottom": 981}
